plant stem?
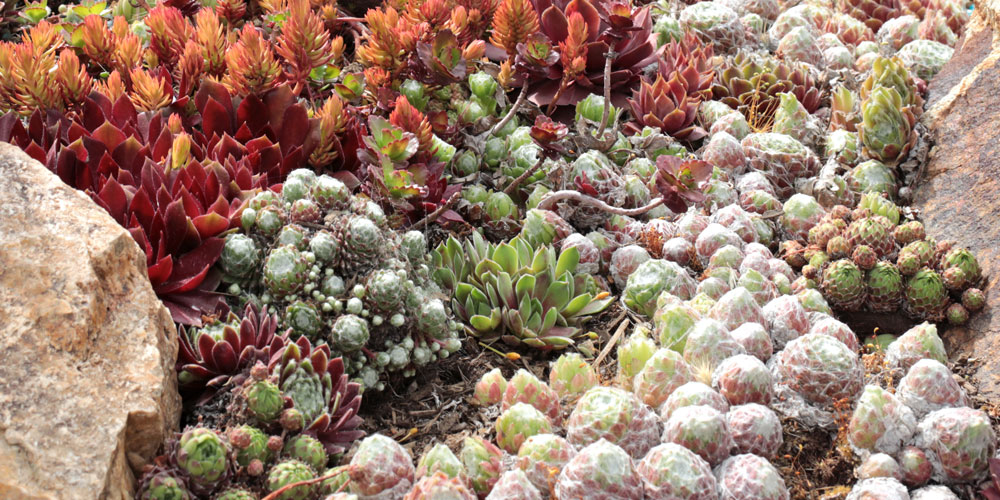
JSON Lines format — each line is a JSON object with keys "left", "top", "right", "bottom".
{"left": 596, "top": 51, "right": 615, "bottom": 138}
{"left": 503, "top": 157, "right": 545, "bottom": 195}
{"left": 536, "top": 190, "right": 665, "bottom": 216}
{"left": 489, "top": 85, "right": 528, "bottom": 136}
{"left": 410, "top": 192, "right": 461, "bottom": 230}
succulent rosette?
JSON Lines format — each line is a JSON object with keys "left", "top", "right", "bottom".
{"left": 495, "top": 402, "right": 553, "bottom": 454}
{"left": 661, "top": 405, "right": 733, "bottom": 466}
{"left": 632, "top": 348, "right": 695, "bottom": 407}
{"left": 555, "top": 440, "right": 644, "bottom": 500}
{"left": 715, "top": 454, "right": 790, "bottom": 500}
{"left": 516, "top": 433, "right": 577, "bottom": 493}
{"left": 459, "top": 436, "right": 503, "bottom": 497}
{"left": 727, "top": 403, "right": 784, "bottom": 458}
{"left": 773, "top": 333, "right": 864, "bottom": 408}
{"left": 566, "top": 386, "right": 660, "bottom": 459}
{"left": 915, "top": 407, "right": 996, "bottom": 483}
{"left": 637, "top": 443, "right": 718, "bottom": 500}
{"left": 848, "top": 385, "right": 918, "bottom": 456}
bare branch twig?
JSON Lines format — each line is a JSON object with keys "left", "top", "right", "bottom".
{"left": 502, "top": 157, "right": 545, "bottom": 195}
{"left": 489, "top": 85, "right": 528, "bottom": 136}
{"left": 410, "top": 192, "right": 461, "bottom": 230}
{"left": 596, "top": 51, "right": 615, "bottom": 138}
{"left": 536, "top": 190, "right": 664, "bottom": 216}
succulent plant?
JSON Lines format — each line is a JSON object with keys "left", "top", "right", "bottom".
{"left": 403, "top": 471, "right": 477, "bottom": 500}
{"left": 845, "top": 478, "right": 909, "bottom": 500}
{"left": 715, "top": 454, "right": 790, "bottom": 500}
{"left": 822, "top": 259, "right": 867, "bottom": 311}
{"left": 266, "top": 459, "right": 316, "bottom": 500}
{"left": 348, "top": 434, "right": 415, "bottom": 498}
{"left": 516, "top": 433, "right": 577, "bottom": 493}
{"left": 617, "top": 329, "right": 658, "bottom": 387}
{"left": 622, "top": 259, "right": 698, "bottom": 316}
{"left": 896, "top": 39, "right": 955, "bottom": 80}
{"left": 458, "top": 436, "right": 503, "bottom": 497}
{"left": 625, "top": 71, "right": 707, "bottom": 141}
{"left": 682, "top": 319, "right": 745, "bottom": 377}
{"left": 177, "top": 303, "right": 287, "bottom": 399}
{"left": 848, "top": 385, "right": 918, "bottom": 456}
{"left": 566, "top": 386, "right": 660, "bottom": 459}
{"left": 434, "top": 232, "right": 612, "bottom": 350}
{"left": 138, "top": 467, "right": 193, "bottom": 500}
{"left": 416, "top": 443, "right": 467, "bottom": 482}
{"left": 474, "top": 368, "right": 507, "bottom": 406}
{"left": 549, "top": 353, "right": 599, "bottom": 398}
{"left": 214, "top": 488, "right": 257, "bottom": 500}
{"left": 555, "top": 439, "right": 644, "bottom": 500}
{"left": 729, "top": 323, "right": 773, "bottom": 361}
{"left": 661, "top": 404, "right": 733, "bottom": 466}
{"left": 284, "top": 434, "right": 327, "bottom": 472}
{"left": 762, "top": 294, "right": 811, "bottom": 350}
{"left": 495, "top": 402, "right": 553, "bottom": 453}
{"left": 905, "top": 268, "right": 950, "bottom": 321}
{"left": 712, "top": 54, "right": 821, "bottom": 131}
{"left": 502, "top": 369, "right": 562, "bottom": 423}
{"left": 268, "top": 338, "right": 364, "bottom": 455}
{"left": 712, "top": 354, "right": 773, "bottom": 406}
{"left": 637, "top": 443, "right": 718, "bottom": 500}
{"left": 886, "top": 322, "right": 948, "bottom": 372}
{"left": 773, "top": 333, "right": 864, "bottom": 408}
{"left": 898, "top": 359, "right": 968, "bottom": 418}
{"left": 173, "top": 428, "right": 229, "bottom": 494}
{"left": 899, "top": 446, "right": 933, "bottom": 487}
{"left": 916, "top": 407, "right": 996, "bottom": 483}
{"left": 858, "top": 86, "right": 918, "bottom": 166}
{"left": 727, "top": 403, "right": 784, "bottom": 458}
{"left": 662, "top": 382, "right": 729, "bottom": 418}
{"left": 485, "top": 469, "right": 542, "bottom": 500}
{"left": 633, "top": 348, "right": 694, "bottom": 408}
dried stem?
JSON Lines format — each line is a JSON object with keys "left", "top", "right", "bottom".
{"left": 410, "top": 192, "right": 461, "bottom": 230}
{"left": 596, "top": 51, "right": 615, "bottom": 137}
{"left": 536, "top": 190, "right": 664, "bottom": 216}
{"left": 502, "top": 157, "right": 545, "bottom": 195}
{"left": 489, "top": 85, "right": 528, "bottom": 136}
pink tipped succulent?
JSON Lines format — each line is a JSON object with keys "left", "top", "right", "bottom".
{"left": 886, "top": 322, "right": 947, "bottom": 372}
{"left": 729, "top": 323, "right": 773, "bottom": 362}
{"left": 695, "top": 224, "right": 744, "bottom": 264}
{"left": 610, "top": 245, "right": 652, "bottom": 290}
{"left": 715, "top": 454, "right": 790, "bottom": 500}
{"left": 661, "top": 405, "right": 733, "bottom": 466}
{"left": 712, "top": 354, "right": 774, "bottom": 406}
{"left": 474, "top": 368, "right": 507, "bottom": 406}
{"left": 916, "top": 407, "right": 996, "bottom": 483}
{"left": 807, "top": 315, "right": 860, "bottom": 352}
{"left": 727, "top": 404, "right": 784, "bottom": 458}
{"left": 897, "top": 359, "right": 968, "bottom": 418}
{"left": 637, "top": 443, "right": 718, "bottom": 500}
{"left": 845, "top": 478, "right": 909, "bottom": 500}
{"left": 709, "top": 287, "right": 765, "bottom": 330}
{"left": 848, "top": 385, "right": 917, "bottom": 456}
{"left": 703, "top": 132, "right": 748, "bottom": 172}
{"left": 857, "top": 453, "right": 903, "bottom": 480}
{"left": 660, "top": 381, "right": 731, "bottom": 418}
{"left": 549, "top": 353, "right": 599, "bottom": 399}
{"left": 502, "top": 369, "right": 562, "bottom": 424}
{"left": 773, "top": 333, "right": 864, "bottom": 407}
{"left": 495, "top": 403, "right": 553, "bottom": 453}
{"left": 458, "top": 436, "right": 503, "bottom": 497}
{"left": 403, "top": 471, "right": 477, "bottom": 500}
{"left": 348, "top": 434, "right": 415, "bottom": 499}
{"left": 484, "top": 470, "right": 542, "bottom": 500}
{"left": 566, "top": 386, "right": 660, "bottom": 459}
{"left": 633, "top": 348, "right": 695, "bottom": 408}
{"left": 898, "top": 446, "right": 932, "bottom": 487}
{"left": 683, "top": 319, "right": 744, "bottom": 377}
{"left": 416, "top": 444, "right": 467, "bottom": 482}
{"left": 910, "top": 485, "right": 961, "bottom": 499}
{"left": 516, "top": 434, "right": 577, "bottom": 493}
{"left": 761, "top": 294, "right": 811, "bottom": 350}
{"left": 555, "top": 440, "right": 644, "bottom": 500}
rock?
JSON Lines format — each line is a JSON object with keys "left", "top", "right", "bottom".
{"left": 918, "top": 0, "right": 1000, "bottom": 401}
{"left": 0, "top": 143, "right": 181, "bottom": 499}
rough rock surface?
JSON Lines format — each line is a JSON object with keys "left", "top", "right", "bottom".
{"left": 918, "top": 0, "right": 1000, "bottom": 400}
{"left": 0, "top": 143, "right": 181, "bottom": 499}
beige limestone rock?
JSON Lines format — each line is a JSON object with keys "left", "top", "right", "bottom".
{"left": 0, "top": 142, "right": 181, "bottom": 499}
{"left": 917, "top": 0, "right": 1000, "bottom": 400}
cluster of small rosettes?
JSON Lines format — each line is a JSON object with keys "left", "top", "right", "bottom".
{"left": 220, "top": 169, "right": 463, "bottom": 389}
